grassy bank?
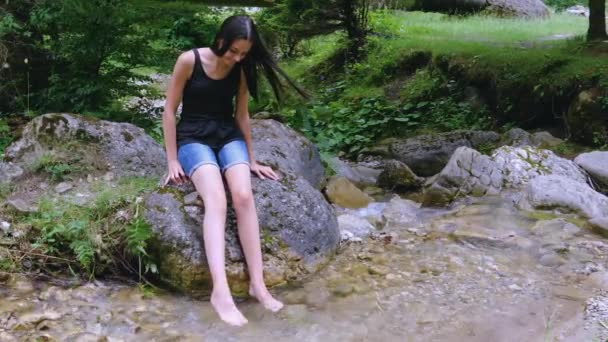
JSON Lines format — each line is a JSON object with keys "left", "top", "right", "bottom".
{"left": 279, "top": 11, "right": 607, "bottom": 156}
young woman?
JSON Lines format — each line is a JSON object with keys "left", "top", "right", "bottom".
{"left": 162, "top": 15, "right": 306, "bottom": 326}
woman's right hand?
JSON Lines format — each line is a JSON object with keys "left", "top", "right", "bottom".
{"left": 164, "top": 159, "right": 187, "bottom": 185}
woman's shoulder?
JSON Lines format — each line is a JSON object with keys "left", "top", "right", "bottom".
{"left": 177, "top": 49, "right": 197, "bottom": 65}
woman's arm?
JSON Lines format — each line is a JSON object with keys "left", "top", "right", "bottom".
{"left": 235, "top": 68, "right": 279, "bottom": 181}
{"left": 162, "top": 51, "right": 193, "bottom": 184}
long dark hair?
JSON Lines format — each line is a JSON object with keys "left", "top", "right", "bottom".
{"left": 210, "top": 15, "right": 308, "bottom": 102}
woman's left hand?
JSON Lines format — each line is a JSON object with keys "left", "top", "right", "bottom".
{"left": 250, "top": 161, "right": 280, "bottom": 181}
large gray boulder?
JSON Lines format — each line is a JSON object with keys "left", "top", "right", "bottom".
{"left": 492, "top": 146, "right": 589, "bottom": 188}
{"left": 4, "top": 113, "right": 165, "bottom": 178}
{"left": 144, "top": 173, "right": 339, "bottom": 298}
{"left": 423, "top": 145, "right": 591, "bottom": 207}
{"left": 518, "top": 175, "right": 608, "bottom": 219}
{"left": 142, "top": 119, "right": 338, "bottom": 297}
{"left": 411, "top": 0, "right": 550, "bottom": 18}
{"left": 388, "top": 130, "right": 500, "bottom": 177}
{"left": 575, "top": 151, "right": 608, "bottom": 193}
{"left": 251, "top": 119, "right": 325, "bottom": 189}
{"left": 422, "top": 146, "right": 503, "bottom": 207}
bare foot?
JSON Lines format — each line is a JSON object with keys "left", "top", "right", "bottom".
{"left": 249, "top": 286, "right": 284, "bottom": 312}
{"left": 210, "top": 291, "right": 248, "bottom": 326}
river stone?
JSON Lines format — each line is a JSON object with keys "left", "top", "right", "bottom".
{"left": 500, "top": 128, "right": 562, "bottom": 149}
{"left": 381, "top": 196, "right": 421, "bottom": 228}
{"left": 54, "top": 182, "right": 73, "bottom": 194}
{"left": 0, "top": 162, "right": 23, "bottom": 184}
{"left": 376, "top": 159, "right": 423, "bottom": 192}
{"left": 143, "top": 173, "right": 339, "bottom": 298}
{"left": 492, "top": 146, "right": 589, "bottom": 189}
{"left": 328, "top": 157, "right": 382, "bottom": 186}
{"left": 337, "top": 214, "right": 376, "bottom": 241}
{"left": 575, "top": 151, "right": 608, "bottom": 193}
{"left": 251, "top": 119, "right": 325, "bottom": 189}
{"left": 388, "top": 130, "right": 500, "bottom": 176}
{"left": 5, "top": 198, "right": 38, "bottom": 213}
{"left": 452, "top": 226, "right": 510, "bottom": 248}
{"left": 4, "top": 113, "right": 165, "bottom": 178}
{"left": 325, "top": 176, "right": 373, "bottom": 209}
{"left": 422, "top": 146, "right": 503, "bottom": 207}
{"left": 518, "top": 175, "right": 608, "bottom": 219}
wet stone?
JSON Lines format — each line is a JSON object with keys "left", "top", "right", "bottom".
{"left": 281, "top": 304, "right": 309, "bottom": 323}
{"left": 332, "top": 283, "right": 355, "bottom": 297}
{"left": 55, "top": 182, "right": 73, "bottom": 194}
{"left": 183, "top": 192, "right": 200, "bottom": 206}
{"left": 348, "top": 263, "right": 370, "bottom": 277}
{"left": 539, "top": 253, "right": 567, "bottom": 267}
{"left": 369, "top": 265, "right": 390, "bottom": 276}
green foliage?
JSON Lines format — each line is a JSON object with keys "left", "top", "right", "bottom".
{"left": 26, "top": 177, "right": 159, "bottom": 279}
{"left": 400, "top": 69, "right": 445, "bottom": 102}
{"left": 1, "top": 0, "right": 151, "bottom": 114}
{"left": 593, "top": 131, "right": 608, "bottom": 150}
{"left": 34, "top": 154, "right": 74, "bottom": 182}
{"left": 553, "top": 140, "right": 588, "bottom": 158}
{"left": 33, "top": 0, "right": 150, "bottom": 112}
{"left": 0, "top": 119, "right": 12, "bottom": 157}
{"left": 166, "top": 9, "right": 225, "bottom": 51}
{"left": 0, "top": 256, "right": 17, "bottom": 272}
{"left": 257, "top": 0, "right": 370, "bottom": 59}
{"left": 285, "top": 81, "right": 420, "bottom": 155}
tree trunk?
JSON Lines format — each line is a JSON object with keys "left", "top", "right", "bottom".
{"left": 342, "top": 0, "right": 369, "bottom": 61}
{"left": 587, "top": 0, "right": 608, "bottom": 41}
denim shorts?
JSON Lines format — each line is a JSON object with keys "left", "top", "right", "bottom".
{"left": 178, "top": 139, "right": 250, "bottom": 177}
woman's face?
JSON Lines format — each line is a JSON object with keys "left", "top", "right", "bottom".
{"left": 221, "top": 39, "right": 252, "bottom": 66}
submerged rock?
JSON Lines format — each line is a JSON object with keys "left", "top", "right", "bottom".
{"left": 325, "top": 176, "right": 373, "bottom": 209}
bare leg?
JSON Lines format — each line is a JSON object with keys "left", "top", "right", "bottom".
{"left": 191, "top": 165, "right": 248, "bottom": 326}
{"left": 224, "top": 164, "right": 284, "bottom": 312}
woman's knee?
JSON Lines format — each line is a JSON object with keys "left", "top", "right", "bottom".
{"left": 203, "top": 190, "right": 228, "bottom": 212}
{"left": 231, "top": 188, "right": 254, "bottom": 209}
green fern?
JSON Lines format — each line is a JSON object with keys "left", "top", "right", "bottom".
{"left": 126, "top": 217, "right": 153, "bottom": 256}
{"left": 70, "top": 239, "right": 95, "bottom": 271}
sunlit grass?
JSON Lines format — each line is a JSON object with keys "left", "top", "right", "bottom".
{"left": 374, "top": 11, "right": 588, "bottom": 43}
{"left": 285, "top": 10, "right": 604, "bottom": 90}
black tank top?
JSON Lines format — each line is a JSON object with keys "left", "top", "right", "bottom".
{"left": 176, "top": 48, "right": 244, "bottom": 149}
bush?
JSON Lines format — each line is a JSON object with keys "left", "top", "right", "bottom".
{"left": 25, "top": 177, "right": 159, "bottom": 279}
